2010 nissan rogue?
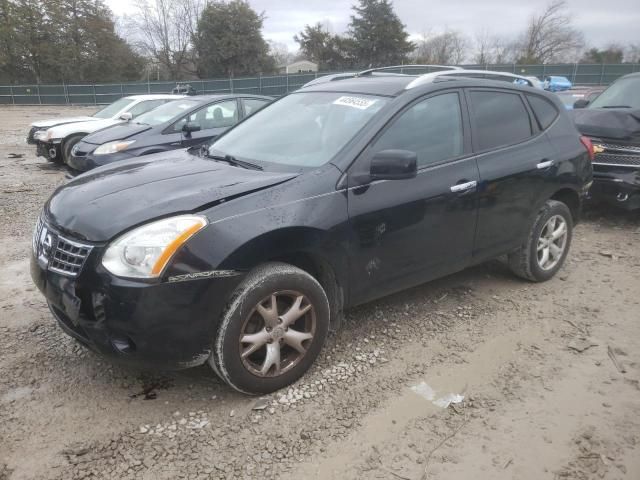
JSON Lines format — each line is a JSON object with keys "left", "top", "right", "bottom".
{"left": 31, "top": 71, "right": 593, "bottom": 394}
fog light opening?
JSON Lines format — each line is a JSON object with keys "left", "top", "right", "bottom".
{"left": 48, "top": 148, "right": 57, "bottom": 159}
{"left": 111, "top": 335, "right": 136, "bottom": 354}
{"left": 616, "top": 192, "right": 629, "bottom": 202}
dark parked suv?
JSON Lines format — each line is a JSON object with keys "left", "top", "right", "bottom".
{"left": 31, "top": 72, "right": 593, "bottom": 394}
{"left": 571, "top": 72, "right": 640, "bottom": 210}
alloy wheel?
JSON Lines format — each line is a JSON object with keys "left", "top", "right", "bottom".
{"left": 239, "top": 291, "right": 316, "bottom": 377}
{"left": 536, "top": 214, "right": 568, "bottom": 271}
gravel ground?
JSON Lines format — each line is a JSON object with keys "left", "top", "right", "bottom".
{"left": 1, "top": 106, "right": 639, "bottom": 480}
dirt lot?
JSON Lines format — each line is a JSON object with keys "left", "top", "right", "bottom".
{"left": 0, "top": 105, "right": 639, "bottom": 480}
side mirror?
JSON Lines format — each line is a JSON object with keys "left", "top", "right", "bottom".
{"left": 370, "top": 149, "right": 417, "bottom": 180}
{"left": 119, "top": 112, "right": 133, "bottom": 121}
{"left": 182, "top": 122, "right": 201, "bottom": 135}
{"left": 573, "top": 99, "right": 589, "bottom": 109}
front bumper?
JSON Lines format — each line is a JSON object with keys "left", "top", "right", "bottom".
{"left": 68, "top": 149, "right": 134, "bottom": 173}
{"left": 591, "top": 167, "right": 640, "bottom": 211}
{"left": 30, "top": 228, "right": 244, "bottom": 369}
{"left": 36, "top": 140, "right": 61, "bottom": 161}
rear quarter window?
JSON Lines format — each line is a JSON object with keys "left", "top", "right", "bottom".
{"left": 469, "top": 90, "right": 532, "bottom": 151}
{"left": 526, "top": 94, "right": 559, "bottom": 130}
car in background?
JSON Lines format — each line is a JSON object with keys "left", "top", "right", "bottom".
{"left": 413, "top": 69, "right": 536, "bottom": 87}
{"left": 572, "top": 72, "right": 640, "bottom": 210}
{"left": 543, "top": 76, "right": 572, "bottom": 92}
{"left": 32, "top": 71, "right": 592, "bottom": 394}
{"left": 67, "top": 94, "right": 272, "bottom": 173}
{"left": 172, "top": 84, "right": 197, "bottom": 96}
{"left": 31, "top": 95, "right": 179, "bottom": 164}
{"left": 525, "top": 76, "right": 544, "bottom": 89}
{"left": 555, "top": 87, "right": 606, "bottom": 110}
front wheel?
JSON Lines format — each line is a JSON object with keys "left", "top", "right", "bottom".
{"left": 61, "top": 134, "right": 85, "bottom": 165}
{"left": 210, "top": 262, "right": 330, "bottom": 395}
{"left": 508, "top": 199, "right": 573, "bottom": 282}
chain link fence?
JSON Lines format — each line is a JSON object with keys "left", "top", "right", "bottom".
{"left": 1, "top": 64, "right": 638, "bottom": 106}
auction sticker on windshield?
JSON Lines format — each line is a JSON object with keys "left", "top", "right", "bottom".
{"left": 333, "top": 96, "right": 378, "bottom": 110}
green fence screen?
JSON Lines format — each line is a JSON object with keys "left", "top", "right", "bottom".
{"left": 0, "top": 64, "right": 638, "bottom": 105}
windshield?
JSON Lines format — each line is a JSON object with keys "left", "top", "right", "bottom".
{"left": 135, "top": 99, "right": 200, "bottom": 126}
{"left": 93, "top": 98, "right": 136, "bottom": 119}
{"left": 210, "top": 92, "right": 388, "bottom": 168}
{"left": 589, "top": 77, "right": 640, "bottom": 109}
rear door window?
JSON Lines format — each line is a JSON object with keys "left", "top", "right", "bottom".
{"left": 526, "top": 94, "right": 558, "bottom": 130}
{"left": 172, "top": 100, "right": 239, "bottom": 132}
{"left": 468, "top": 90, "right": 532, "bottom": 151}
{"left": 242, "top": 98, "right": 270, "bottom": 117}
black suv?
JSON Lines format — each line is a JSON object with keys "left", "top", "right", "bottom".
{"left": 31, "top": 72, "right": 592, "bottom": 394}
{"left": 572, "top": 72, "right": 640, "bottom": 210}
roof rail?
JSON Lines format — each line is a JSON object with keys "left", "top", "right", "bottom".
{"left": 405, "top": 69, "right": 535, "bottom": 89}
{"left": 357, "top": 64, "right": 462, "bottom": 76}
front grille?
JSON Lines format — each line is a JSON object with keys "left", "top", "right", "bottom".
{"left": 49, "top": 237, "right": 92, "bottom": 276}
{"left": 32, "top": 216, "right": 44, "bottom": 256}
{"left": 592, "top": 142, "right": 640, "bottom": 168}
{"left": 599, "top": 143, "right": 640, "bottom": 154}
{"left": 594, "top": 153, "right": 640, "bottom": 167}
{"left": 33, "top": 216, "right": 93, "bottom": 277}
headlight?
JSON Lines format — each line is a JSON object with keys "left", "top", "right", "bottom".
{"left": 102, "top": 215, "right": 207, "bottom": 278}
{"left": 34, "top": 129, "right": 48, "bottom": 141}
{"left": 93, "top": 140, "right": 135, "bottom": 155}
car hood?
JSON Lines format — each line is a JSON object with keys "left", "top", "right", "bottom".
{"left": 47, "top": 118, "right": 123, "bottom": 140}
{"left": 45, "top": 151, "right": 298, "bottom": 242}
{"left": 572, "top": 108, "right": 640, "bottom": 143}
{"left": 32, "top": 116, "right": 97, "bottom": 129}
{"left": 82, "top": 122, "right": 153, "bottom": 145}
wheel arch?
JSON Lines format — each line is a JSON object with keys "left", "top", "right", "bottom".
{"left": 63, "top": 132, "right": 87, "bottom": 145}
{"left": 550, "top": 187, "right": 581, "bottom": 224}
{"left": 217, "top": 226, "right": 348, "bottom": 332}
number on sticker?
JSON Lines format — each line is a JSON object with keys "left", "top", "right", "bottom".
{"left": 333, "top": 96, "right": 378, "bottom": 110}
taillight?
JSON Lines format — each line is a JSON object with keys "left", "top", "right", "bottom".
{"left": 580, "top": 136, "right": 595, "bottom": 162}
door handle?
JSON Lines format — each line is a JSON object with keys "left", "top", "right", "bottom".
{"left": 450, "top": 180, "right": 477, "bottom": 193}
{"left": 536, "top": 160, "right": 554, "bottom": 169}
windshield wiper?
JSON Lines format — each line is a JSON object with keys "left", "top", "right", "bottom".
{"left": 207, "top": 153, "right": 263, "bottom": 170}
{"left": 601, "top": 105, "right": 631, "bottom": 108}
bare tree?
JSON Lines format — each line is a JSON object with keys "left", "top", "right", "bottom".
{"left": 516, "top": 0, "right": 584, "bottom": 63}
{"left": 492, "top": 36, "right": 519, "bottom": 64}
{"left": 412, "top": 29, "right": 468, "bottom": 65}
{"left": 268, "top": 41, "right": 295, "bottom": 68}
{"left": 122, "top": 0, "right": 208, "bottom": 80}
{"left": 474, "top": 28, "right": 493, "bottom": 64}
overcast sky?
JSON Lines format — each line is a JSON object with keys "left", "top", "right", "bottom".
{"left": 106, "top": 0, "right": 640, "bottom": 51}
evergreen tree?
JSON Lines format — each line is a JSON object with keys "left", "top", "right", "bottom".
{"left": 348, "top": 0, "right": 413, "bottom": 67}
{"left": 294, "top": 23, "right": 356, "bottom": 70}
{"left": 0, "top": 0, "right": 143, "bottom": 83}
{"left": 195, "top": 1, "right": 275, "bottom": 78}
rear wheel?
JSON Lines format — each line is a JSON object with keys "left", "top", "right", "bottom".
{"left": 61, "top": 134, "right": 85, "bottom": 165}
{"left": 210, "top": 262, "right": 330, "bottom": 395}
{"left": 508, "top": 199, "right": 573, "bottom": 282}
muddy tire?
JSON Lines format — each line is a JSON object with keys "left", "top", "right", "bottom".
{"left": 210, "top": 262, "right": 330, "bottom": 395}
{"left": 508, "top": 199, "right": 573, "bottom": 282}
{"left": 61, "top": 134, "right": 85, "bottom": 165}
